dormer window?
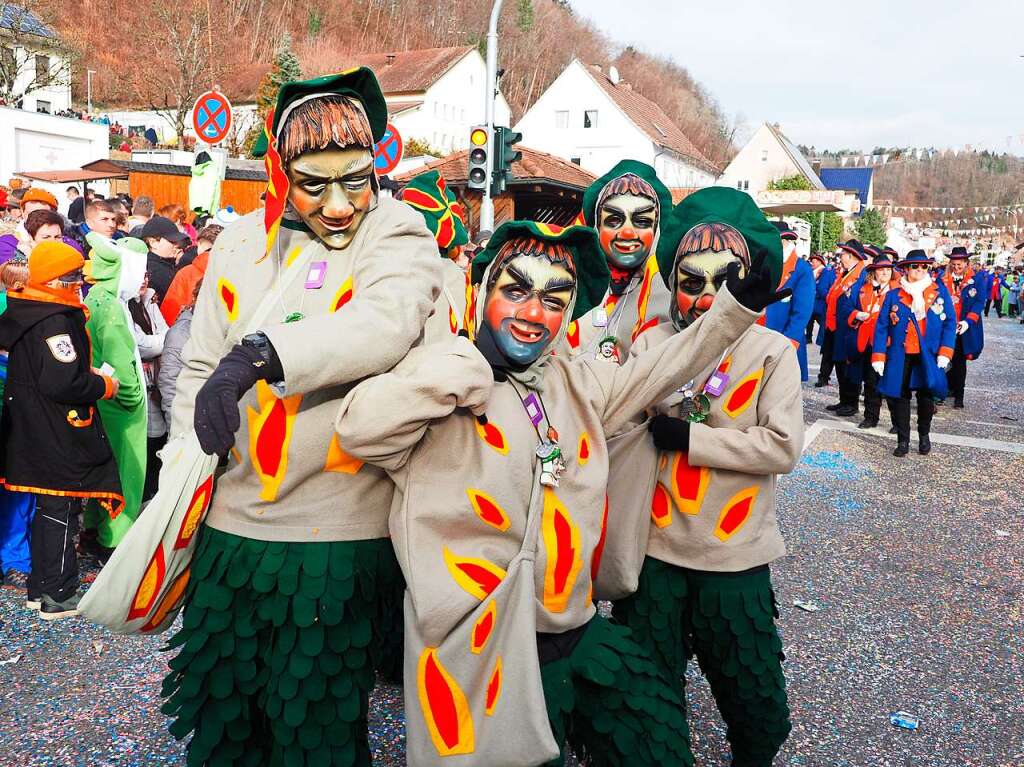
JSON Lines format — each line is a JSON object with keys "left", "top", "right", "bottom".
{"left": 584, "top": 110, "right": 598, "bottom": 129}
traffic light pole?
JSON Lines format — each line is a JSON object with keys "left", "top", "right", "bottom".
{"left": 480, "top": 0, "right": 504, "bottom": 232}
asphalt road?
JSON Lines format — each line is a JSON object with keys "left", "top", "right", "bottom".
{"left": 1, "top": 315, "right": 1021, "bottom": 766}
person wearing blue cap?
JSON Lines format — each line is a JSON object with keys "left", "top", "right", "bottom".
{"left": 764, "top": 220, "right": 815, "bottom": 381}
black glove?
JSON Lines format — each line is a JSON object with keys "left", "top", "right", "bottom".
{"left": 726, "top": 262, "right": 792, "bottom": 313}
{"left": 649, "top": 414, "right": 691, "bottom": 452}
{"left": 194, "top": 340, "right": 282, "bottom": 456}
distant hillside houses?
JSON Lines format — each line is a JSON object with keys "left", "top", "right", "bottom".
{"left": 0, "top": 4, "right": 72, "bottom": 114}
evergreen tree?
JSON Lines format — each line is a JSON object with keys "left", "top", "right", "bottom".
{"left": 516, "top": 0, "right": 535, "bottom": 31}
{"left": 854, "top": 207, "right": 888, "bottom": 247}
{"left": 245, "top": 33, "right": 303, "bottom": 158}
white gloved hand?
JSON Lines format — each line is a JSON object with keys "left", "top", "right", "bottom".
{"left": 937, "top": 355, "right": 951, "bottom": 370}
{"left": 855, "top": 311, "right": 870, "bottom": 322}
{"left": 872, "top": 361, "right": 885, "bottom": 376}
{"left": 956, "top": 320, "right": 969, "bottom": 335}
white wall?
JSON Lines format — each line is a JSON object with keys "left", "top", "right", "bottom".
{"left": 655, "top": 151, "right": 716, "bottom": 189}
{"left": 102, "top": 102, "right": 259, "bottom": 147}
{"left": 4, "top": 43, "right": 72, "bottom": 114}
{"left": 718, "top": 124, "right": 803, "bottom": 194}
{"left": 0, "top": 106, "right": 110, "bottom": 198}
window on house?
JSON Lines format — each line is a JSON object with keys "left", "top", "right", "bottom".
{"left": 36, "top": 99, "right": 51, "bottom": 114}
{"left": 584, "top": 110, "right": 598, "bottom": 129}
{"left": 1, "top": 47, "right": 15, "bottom": 85}
{"left": 761, "top": 150, "right": 769, "bottom": 162}
{"left": 434, "top": 103, "right": 440, "bottom": 117}
{"left": 555, "top": 110, "right": 569, "bottom": 129}
{"left": 570, "top": 157, "right": 581, "bottom": 165}
{"left": 736, "top": 180, "right": 750, "bottom": 191}
{"left": 35, "top": 55, "right": 49, "bottom": 84}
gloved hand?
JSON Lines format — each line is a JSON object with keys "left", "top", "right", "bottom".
{"left": 195, "top": 342, "right": 281, "bottom": 456}
{"left": 936, "top": 355, "right": 951, "bottom": 371}
{"left": 855, "top": 311, "right": 870, "bottom": 322}
{"left": 956, "top": 320, "right": 969, "bottom": 335}
{"left": 872, "top": 361, "right": 885, "bottom": 376}
{"left": 649, "top": 414, "right": 691, "bottom": 452}
{"left": 725, "top": 262, "right": 792, "bottom": 313}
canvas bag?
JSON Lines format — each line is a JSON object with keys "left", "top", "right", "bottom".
{"left": 592, "top": 420, "right": 659, "bottom": 601}
{"left": 402, "top": 459, "right": 560, "bottom": 767}
{"left": 80, "top": 239, "right": 321, "bottom": 633}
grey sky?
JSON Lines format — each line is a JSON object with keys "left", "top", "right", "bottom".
{"left": 570, "top": 0, "right": 1024, "bottom": 153}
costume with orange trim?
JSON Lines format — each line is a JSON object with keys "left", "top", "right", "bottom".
{"left": 612, "top": 188, "right": 800, "bottom": 767}
{"left": 823, "top": 240, "right": 869, "bottom": 414}
{"left": 160, "top": 70, "right": 442, "bottom": 767}
{"left": 872, "top": 250, "right": 956, "bottom": 456}
{"left": 764, "top": 221, "right": 815, "bottom": 380}
{"left": 851, "top": 254, "right": 900, "bottom": 429}
{"left": 336, "top": 218, "right": 780, "bottom": 766}
{"left": 940, "top": 246, "right": 984, "bottom": 409}
{"left": 0, "top": 241, "right": 123, "bottom": 607}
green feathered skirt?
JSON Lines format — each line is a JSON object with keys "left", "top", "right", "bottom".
{"left": 161, "top": 525, "right": 404, "bottom": 767}
{"left": 540, "top": 616, "right": 694, "bottom": 767}
{"left": 613, "top": 557, "right": 791, "bottom": 767}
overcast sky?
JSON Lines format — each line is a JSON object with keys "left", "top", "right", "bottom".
{"left": 570, "top": 0, "right": 1024, "bottom": 154}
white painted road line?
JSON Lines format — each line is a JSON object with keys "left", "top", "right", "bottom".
{"left": 802, "top": 418, "right": 1024, "bottom": 455}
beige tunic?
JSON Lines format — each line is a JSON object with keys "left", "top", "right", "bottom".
{"left": 629, "top": 323, "right": 804, "bottom": 572}
{"left": 423, "top": 257, "right": 469, "bottom": 342}
{"left": 334, "top": 288, "right": 759, "bottom": 645}
{"left": 170, "top": 198, "right": 441, "bottom": 542}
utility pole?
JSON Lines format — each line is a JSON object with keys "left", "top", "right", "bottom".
{"left": 86, "top": 69, "right": 95, "bottom": 114}
{"left": 480, "top": 0, "right": 505, "bottom": 231}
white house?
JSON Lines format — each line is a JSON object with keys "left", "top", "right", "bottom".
{"left": 101, "top": 102, "right": 260, "bottom": 149}
{"left": 338, "top": 46, "right": 511, "bottom": 156}
{"left": 513, "top": 59, "right": 719, "bottom": 189}
{"left": 718, "top": 122, "right": 825, "bottom": 195}
{"left": 0, "top": 6, "right": 72, "bottom": 115}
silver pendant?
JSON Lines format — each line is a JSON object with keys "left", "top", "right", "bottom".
{"left": 536, "top": 441, "right": 565, "bottom": 488}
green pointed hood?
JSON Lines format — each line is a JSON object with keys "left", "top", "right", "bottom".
{"left": 85, "top": 233, "right": 149, "bottom": 300}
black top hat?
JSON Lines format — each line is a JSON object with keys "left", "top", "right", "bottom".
{"left": 867, "top": 254, "right": 895, "bottom": 270}
{"left": 897, "top": 249, "right": 934, "bottom": 267}
{"left": 771, "top": 220, "right": 798, "bottom": 241}
{"left": 837, "top": 239, "right": 867, "bottom": 260}
{"left": 948, "top": 246, "right": 970, "bottom": 260}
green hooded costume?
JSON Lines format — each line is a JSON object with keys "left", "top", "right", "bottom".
{"left": 83, "top": 233, "right": 149, "bottom": 546}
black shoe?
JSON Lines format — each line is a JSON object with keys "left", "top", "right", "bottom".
{"left": 918, "top": 435, "right": 932, "bottom": 455}
{"left": 814, "top": 380, "right": 829, "bottom": 388}
{"left": 825, "top": 402, "right": 841, "bottom": 412}
{"left": 889, "top": 425, "right": 898, "bottom": 434}
{"left": 39, "top": 593, "right": 80, "bottom": 620}
{"left": 857, "top": 419, "right": 878, "bottom": 429}
{"left": 78, "top": 534, "right": 113, "bottom": 564}
{"left": 835, "top": 405, "right": 859, "bottom": 417}
{"left": 934, "top": 398, "right": 945, "bottom": 407}
{"left": 893, "top": 441, "right": 910, "bottom": 457}
{"left": 953, "top": 400, "right": 964, "bottom": 409}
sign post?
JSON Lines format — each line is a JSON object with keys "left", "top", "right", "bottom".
{"left": 374, "top": 122, "right": 404, "bottom": 176}
{"left": 192, "top": 90, "right": 233, "bottom": 146}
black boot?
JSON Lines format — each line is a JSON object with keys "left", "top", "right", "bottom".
{"left": 835, "top": 384, "right": 860, "bottom": 417}
{"left": 889, "top": 398, "right": 911, "bottom": 457}
{"left": 814, "top": 379, "right": 829, "bottom": 388}
{"left": 857, "top": 417, "right": 878, "bottom": 429}
{"left": 918, "top": 396, "right": 935, "bottom": 455}
{"left": 825, "top": 402, "right": 841, "bottom": 412}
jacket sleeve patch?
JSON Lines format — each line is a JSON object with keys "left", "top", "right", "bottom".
{"left": 45, "top": 334, "right": 77, "bottom": 363}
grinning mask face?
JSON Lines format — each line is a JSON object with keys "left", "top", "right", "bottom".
{"left": 287, "top": 147, "right": 375, "bottom": 249}
{"left": 597, "top": 193, "right": 657, "bottom": 271}
{"left": 483, "top": 253, "right": 575, "bottom": 366}
{"left": 672, "top": 222, "right": 749, "bottom": 329}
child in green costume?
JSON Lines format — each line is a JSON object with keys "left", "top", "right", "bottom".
{"left": 83, "top": 233, "right": 149, "bottom": 549}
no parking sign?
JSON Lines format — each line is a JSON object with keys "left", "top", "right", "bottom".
{"left": 192, "top": 91, "right": 233, "bottom": 145}
{"left": 374, "top": 123, "right": 403, "bottom": 175}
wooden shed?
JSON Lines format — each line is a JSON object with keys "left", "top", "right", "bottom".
{"left": 117, "top": 160, "right": 267, "bottom": 214}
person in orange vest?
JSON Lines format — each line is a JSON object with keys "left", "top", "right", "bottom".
{"left": 853, "top": 253, "right": 899, "bottom": 429}
{"left": 938, "top": 246, "right": 984, "bottom": 408}
{"left": 823, "top": 240, "right": 868, "bottom": 416}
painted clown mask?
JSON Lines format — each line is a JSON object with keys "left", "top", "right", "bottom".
{"left": 595, "top": 174, "right": 660, "bottom": 271}
{"left": 672, "top": 222, "right": 750, "bottom": 328}
{"left": 483, "top": 241, "right": 576, "bottom": 367}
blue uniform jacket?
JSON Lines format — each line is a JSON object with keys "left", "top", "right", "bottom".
{"left": 941, "top": 271, "right": 985, "bottom": 360}
{"left": 872, "top": 281, "right": 956, "bottom": 399}
{"left": 813, "top": 267, "right": 836, "bottom": 346}
{"left": 834, "top": 272, "right": 867, "bottom": 364}
{"left": 765, "top": 257, "right": 815, "bottom": 381}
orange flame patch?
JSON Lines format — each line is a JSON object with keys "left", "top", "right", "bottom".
{"left": 217, "top": 277, "right": 238, "bottom": 323}
{"left": 173, "top": 474, "right": 214, "bottom": 550}
{"left": 140, "top": 567, "right": 190, "bottom": 632}
{"left": 577, "top": 431, "right": 591, "bottom": 466}
{"left": 714, "top": 486, "right": 760, "bottom": 541}
{"left": 588, "top": 495, "right": 610, "bottom": 603}
{"left": 474, "top": 419, "right": 509, "bottom": 455}
{"left": 246, "top": 381, "right": 302, "bottom": 502}
{"left": 723, "top": 368, "right": 764, "bottom": 419}
{"left": 470, "top": 599, "right": 497, "bottom": 655}
{"left": 443, "top": 548, "right": 506, "bottom": 601}
{"left": 331, "top": 276, "right": 354, "bottom": 313}
{"left": 541, "top": 488, "right": 583, "bottom": 613}
{"left": 651, "top": 481, "right": 672, "bottom": 528}
{"left": 448, "top": 302, "right": 459, "bottom": 335}
{"left": 670, "top": 452, "right": 709, "bottom": 516}
{"left": 127, "top": 544, "right": 166, "bottom": 621}
{"left": 467, "top": 489, "right": 510, "bottom": 532}
{"left": 485, "top": 656, "right": 502, "bottom": 716}
{"left": 416, "top": 649, "right": 475, "bottom": 756}
{"left": 325, "top": 434, "right": 365, "bottom": 475}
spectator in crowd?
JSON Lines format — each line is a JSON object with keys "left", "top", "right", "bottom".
{"left": 158, "top": 203, "right": 198, "bottom": 245}
{"left": 160, "top": 223, "right": 221, "bottom": 325}
{"left": 1, "top": 190, "right": 66, "bottom": 263}
{"left": 20, "top": 188, "right": 59, "bottom": 216}
{"left": 128, "top": 272, "right": 169, "bottom": 501}
{"left": 25, "top": 209, "right": 67, "bottom": 245}
{"left": 139, "top": 215, "right": 190, "bottom": 302}
{"left": 157, "top": 279, "right": 201, "bottom": 427}
{"left": 127, "top": 196, "right": 155, "bottom": 236}
{"left": 66, "top": 186, "right": 84, "bottom": 223}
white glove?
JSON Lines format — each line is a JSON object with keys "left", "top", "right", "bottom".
{"left": 956, "top": 320, "right": 969, "bottom": 335}
{"left": 937, "top": 355, "right": 950, "bottom": 370}
{"left": 872, "top": 361, "right": 885, "bottom": 376}
{"left": 855, "top": 311, "right": 870, "bottom": 322}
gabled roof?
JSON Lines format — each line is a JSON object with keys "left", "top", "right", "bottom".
{"left": 336, "top": 46, "right": 476, "bottom": 94}
{"left": 819, "top": 167, "right": 873, "bottom": 209}
{"left": 580, "top": 62, "right": 719, "bottom": 176}
{"left": 395, "top": 145, "right": 596, "bottom": 192}
{"left": 387, "top": 99, "right": 424, "bottom": 117}
{"left": 764, "top": 123, "right": 825, "bottom": 189}
{"left": 0, "top": 4, "right": 56, "bottom": 38}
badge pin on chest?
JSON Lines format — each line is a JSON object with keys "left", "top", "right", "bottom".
{"left": 704, "top": 371, "right": 729, "bottom": 398}
{"left": 523, "top": 392, "right": 545, "bottom": 427}
{"left": 592, "top": 308, "right": 609, "bottom": 328}
{"left": 305, "top": 261, "right": 328, "bottom": 290}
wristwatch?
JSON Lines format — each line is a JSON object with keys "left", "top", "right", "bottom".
{"left": 241, "top": 332, "right": 283, "bottom": 383}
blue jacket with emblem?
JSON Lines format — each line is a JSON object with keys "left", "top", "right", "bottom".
{"left": 834, "top": 271, "right": 868, "bottom": 364}
{"left": 940, "top": 270, "right": 985, "bottom": 360}
{"left": 765, "top": 256, "right": 815, "bottom": 381}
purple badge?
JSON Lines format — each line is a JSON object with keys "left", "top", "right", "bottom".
{"left": 704, "top": 371, "right": 729, "bottom": 398}
{"left": 523, "top": 392, "right": 544, "bottom": 426}
{"left": 305, "top": 261, "right": 327, "bottom": 290}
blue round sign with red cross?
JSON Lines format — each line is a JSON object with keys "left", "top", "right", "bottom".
{"left": 374, "top": 122, "right": 404, "bottom": 175}
{"left": 192, "top": 91, "right": 233, "bottom": 145}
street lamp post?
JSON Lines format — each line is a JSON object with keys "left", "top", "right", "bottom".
{"left": 87, "top": 69, "right": 96, "bottom": 114}
{"left": 480, "top": 0, "right": 505, "bottom": 231}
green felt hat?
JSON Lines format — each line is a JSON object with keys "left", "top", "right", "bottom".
{"left": 252, "top": 67, "right": 388, "bottom": 158}
{"left": 401, "top": 170, "right": 469, "bottom": 256}
{"left": 471, "top": 221, "right": 609, "bottom": 321}
{"left": 655, "top": 187, "right": 783, "bottom": 289}
{"left": 580, "top": 160, "right": 672, "bottom": 228}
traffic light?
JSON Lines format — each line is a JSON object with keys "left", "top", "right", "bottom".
{"left": 490, "top": 126, "right": 523, "bottom": 197}
{"left": 467, "top": 126, "right": 490, "bottom": 191}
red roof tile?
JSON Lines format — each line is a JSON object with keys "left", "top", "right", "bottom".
{"left": 395, "top": 145, "right": 596, "bottom": 191}
{"left": 336, "top": 46, "right": 476, "bottom": 94}
{"left": 583, "top": 64, "right": 719, "bottom": 176}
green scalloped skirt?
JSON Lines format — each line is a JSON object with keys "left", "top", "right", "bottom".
{"left": 613, "top": 557, "right": 791, "bottom": 767}
{"left": 540, "top": 616, "right": 694, "bottom": 767}
{"left": 161, "top": 526, "right": 404, "bottom": 767}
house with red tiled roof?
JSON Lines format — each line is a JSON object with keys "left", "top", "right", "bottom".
{"left": 336, "top": 46, "right": 511, "bottom": 160}
{"left": 513, "top": 59, "right": 719, "bottom": 189}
